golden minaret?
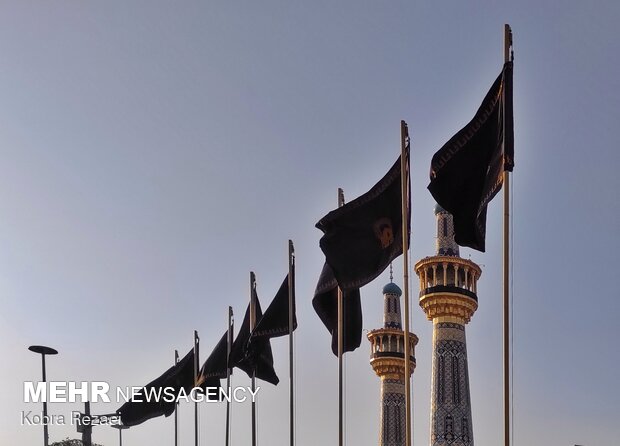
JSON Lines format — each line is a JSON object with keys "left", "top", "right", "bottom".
{"left": 368, "top": 280, "right": 418, "bottom": 446}
{"left": 415, "top": 205, "right": 481, "bottom": 446}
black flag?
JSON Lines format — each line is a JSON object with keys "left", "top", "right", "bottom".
{"left": 313, "top": 149, "right": 409, "bottom": 355}
{"left": 251, "top": 274, "right": 297, "bottom": 340}
{"left": 230, "top": 292, "right": 279, "bottom": 385}
{"left": 312, "top": 263, "right": 362, "bottom": 355}
{"left": 316, "top": 151, "right": 409, "bottom": 291}
{"left": 117, "top": 348, "right": 195, "bottom": 427}
{"left": 196, "top": 332, "right": 228, "bottom": 400}
{"left": 428, "top": 61, "right": 514, "bottom": 252}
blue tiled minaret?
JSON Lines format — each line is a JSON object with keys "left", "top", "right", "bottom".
{"left": 368, "top": 282, "right": 418, "bottom": 446}
{"left": 415, "top": 205, "right": 481, "bottom": 446}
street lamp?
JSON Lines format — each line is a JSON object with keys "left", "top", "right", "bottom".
{"left": 28, "top": 345, "right": 58, "bottom": 446}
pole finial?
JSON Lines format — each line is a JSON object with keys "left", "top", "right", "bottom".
{"left": 389, "top": 263, "right": 393, "bottom": 283}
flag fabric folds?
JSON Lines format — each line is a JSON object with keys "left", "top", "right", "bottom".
{"left": 312, "top": 263, "right": 362, "bottom": 355}
{"left": 251, "top": 274, "right": 297, "bottom": 340}
{"left": 313, "top": 149, "right": 409, "bottom": 355}
{"left": 316, "top": 152, "right": 409, "bottom": 291}
{"left": 230, "top": 292, "right": 279, "bottom": 385}
{"left": 116, "top": 348, "right": 195, "bottom": 427}
{"left": 428, "top": 61, "right": 514, "bottom": 252}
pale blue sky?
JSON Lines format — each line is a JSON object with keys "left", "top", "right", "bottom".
{"left": 1, "top": 1, "right": 619, "bottom": 445}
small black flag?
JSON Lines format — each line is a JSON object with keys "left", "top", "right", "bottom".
{"left": 117, "top": 348, "right": 195, "bottom": 427}
{"left": 312, "top": 263, "right": 362, "bottom": 355}
{"left": 230, "top": 291, "right": 279, "bottom": 385}
{"left": 316, "top": 151, "right": 409, "bottom": 291}
{"left": 251, "top": 274, "right": 297, "bottom": 340}
{"left": 428, "top": 61, "right": 514, "bottom": 252}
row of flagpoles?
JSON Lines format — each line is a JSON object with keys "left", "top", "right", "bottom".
{"left": 115, "top": 242, "right": 297, "bottom": 446}
{"left": 111, "top": 24, "right": 514, "bottom": 446}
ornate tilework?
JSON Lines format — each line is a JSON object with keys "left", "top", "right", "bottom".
{"left": 436, "top": 211, "right": 460, "bottom": 257}
{"left": 430, "top": 322, "right": 473, "bottom": 446}
{"left": 433, "top": 322, "right": 466, "bottom": 342}
{"left": 384, "top": 294, "right": 402, "bottom": 329}
{"left": 380, "top": 378, "right": 406, "bottom": 446}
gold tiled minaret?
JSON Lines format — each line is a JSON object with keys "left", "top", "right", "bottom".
{"left": 415, "top": 205, "right": 481, "bottom": 446}
{"left": 368, "top": 282, "right": 419, "bottom": 446}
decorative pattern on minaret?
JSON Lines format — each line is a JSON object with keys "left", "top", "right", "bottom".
{"left": 435, "top": 204, "right": 460, "bottom": 257}
{"left": 430, "top": 322, "right": 472, "bottom": 445}
{"left": 368, "top": 283, "right": 418, "bottom": 446}
{"left": 384, "top": 284, "right": 402, "bottom": 329}
{"left": 415, "top": 205, "right": 481, "bottom": 446}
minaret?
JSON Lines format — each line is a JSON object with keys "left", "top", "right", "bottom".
{"left": 368, "top": 281, "right": 419, "bottom": 446}
{"left": 415, "top": 205, "right": 481, "bottom": 446}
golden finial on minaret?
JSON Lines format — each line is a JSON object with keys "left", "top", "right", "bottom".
{"left": 415, "top": 204, "right": 481, "bottom": 446}
{"left": 367, "top": 280, "right": 419, "bottom": 446}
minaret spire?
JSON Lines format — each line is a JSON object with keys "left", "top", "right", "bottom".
{"left": 434, "top": 204, "right": 459, "bottom": 257}
{"left": 415, "top": 206, "right": 481, "bottom": 446}
{"left": 368, "top": 282, "right": 418, "bottom": 446}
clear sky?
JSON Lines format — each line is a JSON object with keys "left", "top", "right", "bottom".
{"left": 1, "top": 1, "right": 619, "bottom": 445}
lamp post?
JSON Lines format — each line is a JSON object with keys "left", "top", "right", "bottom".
{"left": 28, "top": 345, "right": 58, "bottom": 446}
{"left": 112, "top": 424, "right": 129, "bottom": 446}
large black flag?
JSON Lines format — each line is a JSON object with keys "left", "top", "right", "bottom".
{"left": 316, "top": 151, "right": 409, "bottom": 290}
{"left": 312, "top": 263, "right": 362, "bottom": 355}
{"left": 196, "top": 332, "right": 228, "bottom": 400}
{"left": 230, "top": 289, "right": 279, "bottom": 385}
{"left": 313, "top": 148, "right": 410, "bottom": 355}
{"left": 117, "top": 348, "right": 195, "bottom": 427}
{"left": 251, "top": 274, "right": 297, "bottom": 340}
{"left": 428, "top": 61, "right": 514, "bottom": 252}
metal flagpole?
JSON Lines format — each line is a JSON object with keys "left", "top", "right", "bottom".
{"left": 503, "top": 23, "right": 513, "bottom": 446}
{"left": 250, "top": 272, "right": 257, "bottom": 446}
{"left": 400, "top": 120, "right": 412, "bottom": 446}
{"left": 336, "top": 187, "right": 345, "bottom": 446}
{"left": 288, "top": 240, "right": 295, "bottom": 446}
{"left": 194, "top": 330, "right": 199, "bottom": 446}
{"left": 174, "top": 349, "right": 179, "bottom": 446}
{"left": 225, "top": 306, "right": 234, "bottom": 446}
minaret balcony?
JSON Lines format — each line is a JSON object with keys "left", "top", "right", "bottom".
{"left": 420, "top": 284, "right": 478, "bottom": 302}
{"left": 367, "top": 328, "right": 418, "bottom": 379}
{"left": 370, "top": 351, "right": 416, "bottom": 363}
{"left": 369, "top": 356, "right": 415, "bottom": 380}
{"left": 415, "top": 256, "right": 482, "bottom": 296}
{"left": 419, "top": 292, "right": 478, "bottom": 323}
